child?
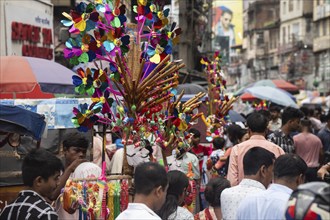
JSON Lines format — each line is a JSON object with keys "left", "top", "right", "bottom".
{"left": 0, "top": 149, "right": 63, "bottom": 220}
{"left": 206, "top": 137, "right": 226, "bottom": 176}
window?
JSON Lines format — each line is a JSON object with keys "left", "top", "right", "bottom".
{"left": 306, "top": 18, "right": 312, "bottom": 33}
{"left": 323, "top": 19, "right": 327, "bottom": 35}
{"left": 292, "top": 23, "right": 300, "bottom": 41}
{"left": 257, "top": 32, "right": 264, "bottom": 45}
{"left": 288, "top": 25, "right": 291, "bottom": 42}
{"left": 249, "top": 35, "right": 254, "bottom": 50}
{"left": 289, "top": 0, "right": 294, "bottom": 11}
{"left": 283, "top": 1, "right": 286, "bottom": 15}
{"left": 270, "top": 30, "right": 277, "bottom": 49}
{"left": 282, "top": 26, "right": 286, "bottom": 44}
{"left": 296, "top": 0, "right": 300, "bottom": 10}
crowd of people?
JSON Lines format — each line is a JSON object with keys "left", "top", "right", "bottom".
{"left": 1, "top": 105, "right": 330, "bottom": 220}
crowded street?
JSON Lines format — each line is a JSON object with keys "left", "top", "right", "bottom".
{"left": 0, "top": 0, "right": 329, "bottom": 219}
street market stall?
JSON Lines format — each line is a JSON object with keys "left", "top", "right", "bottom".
{"left": 55, "top": 0, "right": 208, "bottom": 218}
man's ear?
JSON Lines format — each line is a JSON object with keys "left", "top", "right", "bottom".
{"left": 154, "top": 186, "right": 163, "bottom": 198}
{"left": 259, "top": 164, "right": 266, "bottom": 177}
{"left": 296, "top": 174, "right": 305, "bottom": 185}
{"left": 34, "top": 176, "right": 44, "bottom": 187}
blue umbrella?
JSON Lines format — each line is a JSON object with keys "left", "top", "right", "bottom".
{"left": 0, "top": 104, "right": 46, "bottom": 140}
{"left": 246, "top": 86, "right": 298, "bottom": 108}
{"left": 228, "top": 110, "right": 246, "bottom": 122}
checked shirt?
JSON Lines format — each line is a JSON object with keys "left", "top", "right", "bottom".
{"left": 0, "top": 190, "right": 58, "bottom": 220}
{"left": 268, "top": 130, "right": 295, "bottom": 153}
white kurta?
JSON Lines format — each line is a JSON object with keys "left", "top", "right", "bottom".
{"left": 115, "top": 203, "right": 161, "bottom": 220}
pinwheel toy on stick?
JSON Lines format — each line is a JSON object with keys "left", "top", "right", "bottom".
{"left": 156, "top": 90, "right": 206, "bottom": 166}
{"left": 200, "top": 52, "right": 239, "bottom": 141}
{"left": 61, "top": 0, "right": 189, "bottom": 218}
{"left": 63, "top": 0, "right": 205, "bottom": 179}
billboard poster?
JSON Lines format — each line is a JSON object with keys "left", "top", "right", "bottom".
{"left": 2, "top": 0, "right": 54, "bottom": 60}
{"left": 212, "top": 0, "right": 243, "bottom": 64}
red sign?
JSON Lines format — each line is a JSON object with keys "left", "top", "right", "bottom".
{"left": 11, "top": 21, "right": 53, "bottom": 60}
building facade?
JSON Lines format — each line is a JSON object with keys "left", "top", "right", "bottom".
{"left": 278, "top": 0, "right": 314, "bottom": 89}
{"left": 313, "top": 0, "right": 330, "bottom": 94}
{"left": 240, "top": 0, "right": 280, "bottom": 85}
{"left": 1, "top": 0, "right": 54, "bottom": 60}
{"left": 239, "top": 0, "right": 329, "bottom": 94}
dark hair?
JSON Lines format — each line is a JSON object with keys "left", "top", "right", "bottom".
{"left": 243, "top": 147, "right": 275, "bottom": 175}
{"left": 221, "top": 7, "right": 233, "bottom": 16}
{"left": 226, "top": 124, "right": 247, "bottom": 145}
{"left": 258, "top": 109, "right": 271, "bottom": 121}
{"left": 269, "top": 105, "right": 281, "bottom": 113}
{"left": 247, "top": 112, "right": 268, "bottom": 133}
{"left": 299, "top": 106, "right": 309, "bottom": 117}
{"left": 62, "top": 131, "right": 89, "bottom": 150}
{"left": 274, "top": 154, "right": 307, "bottom": 180}
{"left": 158, "top": 170, "right": 188, "bottom": 220}
{"left": 134, "top": 162, "right": 168, "bottom": 195}
{"left": 189, "top": 128, "right": 201, "bottom": 138}
{"left": 205, "top": 177, "right": 230, "bottom": 207}
{"left": 282, "top": 107, "right": 304, "bottom": 126}
{"left": 143, "top": 139, "right": 153, "bottom": 157}
{"left": 213, "top": 137, "right": 226, "bottom": 150}
{"left": 300, "top": 117, "right": 312, "bottom": 132}
{"left": 22, "top": 149, "right": 64, "bottom": 187}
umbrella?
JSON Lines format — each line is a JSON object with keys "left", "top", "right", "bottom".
{"left": 0, "top": 56, "right": 75, "bottom": 98}
{"left": 178, "top": 94, "right": 207, "bottom": 102}
{"left": 0, "top": 104, "right": 46, "bottom": 140}
{"left": 246, "top": 86, "right": 298, "bottom": 108}
{"left": 240, "top": 92, "right": 256, "bottom": 101}
{"left": 176, "top": 84, "right": 207, "bottom": 94}
{"left": 228, "top": 110, "right": 246, "bottom": 122}
{"left": 234, "top": 79, "right": 299, "bottom": 96}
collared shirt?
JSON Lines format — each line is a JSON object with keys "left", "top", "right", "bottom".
{"left": 268, "top": 129, "right": 295, "bottom": 153}
{"left": 227, "top": 135, "right": 285, "bottom": 186}
{"left": 115, "top": 203, "right": 161, "bottom": 220}
{"left": 0, "top": 190, "right": 58, "bottom": 220}
{"left": 167, "top": 152, "right": 200, "bottom": 180}
{"left": 236, "top": 183, "right": 293, "bottom": 220}
{"left": 318, "top": 126, "right": 330, "bottom": 152}
{"left": 168, "top": 206, "right": 194, "bottom": 220}
{"left": 220, "top": 179, "right": 266, "bottom": 220}
{"left": 269, "top": 118, "right": 282, "bottom": 132}
{"left": 294, "top": 132, "right": 322, "bottom": 167}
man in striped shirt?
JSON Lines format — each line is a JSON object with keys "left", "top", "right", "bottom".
{"left": 268, "top": 107, "right": 304, "bottom": 153}
{"left": 0, "top": 149, "right": 63, "bottom": 220}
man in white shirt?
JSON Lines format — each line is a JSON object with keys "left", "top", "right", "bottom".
{"left": 220, "top": 147, "right": 275, "bottom": 220}
{"left": 269, "top": 105, "right": 282, "bottom": 132}
{"left": 237, "top": 154, "right": 307, "bottom": 220}
{"left": 116, "top": 162, "right": 168, "bottom": 220}
{"left": 167, "top": 150, "right": 200, "bottom": 180}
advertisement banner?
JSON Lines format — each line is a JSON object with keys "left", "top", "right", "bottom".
{"left": 2, "top": 0, "right": 54, "bottom": 60}
{"left": 212, "top": 0, "right": 243, "bottom": 63}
